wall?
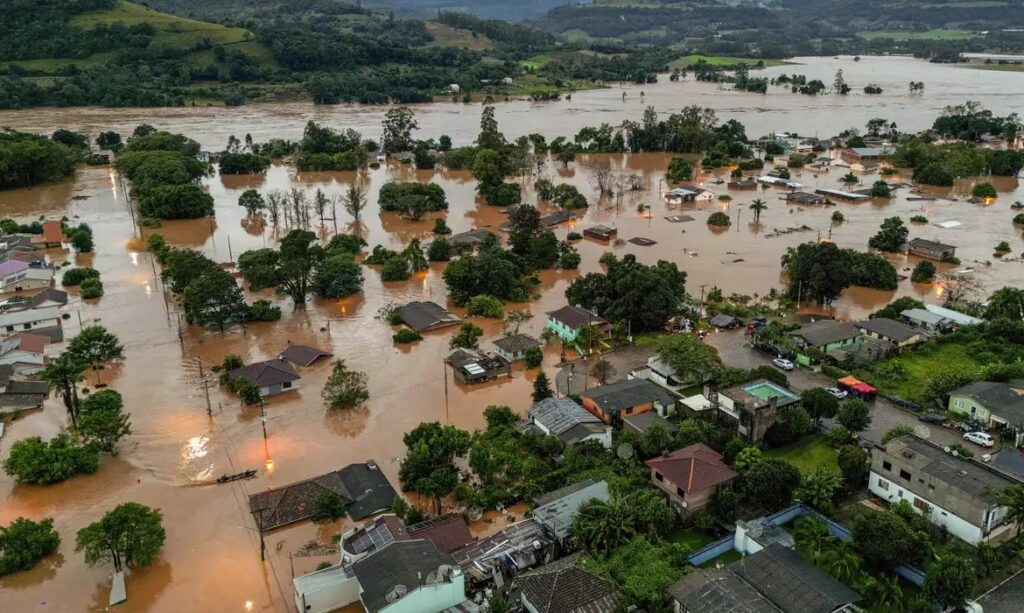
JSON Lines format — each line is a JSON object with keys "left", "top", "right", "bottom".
{"left": 379, "top": 574, "right": 467, "bottom": 613}
{"left": 294, "top": 571, "right": 361, "bottom": 613}
{"left": 948, "top": 394, "right": 992, "bottom": 423}
{"left": 545, "top": 317, "right": 578, "bottom": 342}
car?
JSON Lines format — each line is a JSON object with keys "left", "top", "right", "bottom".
{"left": 772, "top": 358, "right": 794, "bottom": 371}
{"left": 888, "top": 395, "right": 922, "bottom": 411}
{"left": 963, "top": 431, "right": 995, "bottom": 447}
{"left": 826, "top": 387, "right": 848, "bottom": 399}
{"left": 918, "top": 413, "right": 947, "bottom": 425}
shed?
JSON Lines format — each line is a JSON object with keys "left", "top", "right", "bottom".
{"left": 583, "top": 225, "right": 617, "bottom": 241}
{"left": 278, "top": 343, "right": 333, "bottom": 367}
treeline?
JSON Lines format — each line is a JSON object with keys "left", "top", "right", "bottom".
{"left": 114, "top": 126, "right": 213, "bottom": 219}
{"left": 436, "top": 11, "right": 556, "bottom": 51}
{"left": 0, "top": 130, "right": 80, "bottom": 190}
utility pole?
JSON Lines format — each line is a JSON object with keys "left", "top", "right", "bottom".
{"left": 698, "top": 284, "right": 708, "bottom": 318}
{"left": 256, "top": 508, "right": 266, "bottom": 562}
{"left": 227, "top": 235, "right": 233, "bottom": 263}
{"left": 197, "top": 358, "right": 212, "bottom": 417}
{"left": 443, "top": 358, "right": 449, "bottom": 424}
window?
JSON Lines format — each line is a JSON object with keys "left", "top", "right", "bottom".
{"left": 899, "top": 469, "right": 912, "bottom": 480}
{"left": 954, "top": 399, "right": 964, "bottom": 409}
{"left": 877, "top": 479, "right": 889, "bottom": 491}
{"left": 913, "top": 498, "right": 932, "bottom": 514}
{"left": 655, "top": 472, "right": 664, "bottom": 482}
{"left": 22, "top": 323, "right": 31, "bottom": 330}
{"left": 4, "top": 326, "right": 11, "bottom": 332}
{"left": 282, "top": 381, "right": 292, "bottom": 389}
{"left": 676, "top": 487, "right": 685, "bottom": 498}
{"left": 882, "top": 461, "right": 892, "bottom": 472}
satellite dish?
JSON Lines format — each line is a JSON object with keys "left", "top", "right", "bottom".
{"left": 914, "top": 425, "right": 931, "bottom": 439}
{"left": 385, "top": 585, "right": 408, "bottom": 603}
{"left": 617, "top": 443, "right": 634, "bottom": 460}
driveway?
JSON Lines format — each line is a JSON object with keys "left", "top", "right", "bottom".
{"left": 706, "top": 329, "right": 984, "bottom": 452}
{"left": 555, "top": 344, "right": 656, "bottom": 397}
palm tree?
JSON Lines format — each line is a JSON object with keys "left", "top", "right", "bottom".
{"left": 792, "top": 515, "right": 831, "bottom": 563}
{"left": 822, "top": 542, "right": 862, "bottom": 584}
{"left": 41, "top": 352, "right": 87, "bottom": 428}
{"left": 749, "top": 199, "right": 767, "bottom": 223}
{"left": 571, "top": 498, "right": 636, "bottom": 556}
{"left": 859, "top": 573, "right": 904, "bottom": 611}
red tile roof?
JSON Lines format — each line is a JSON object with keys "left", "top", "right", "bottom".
{"left": 645, "top": 444, "right": 738, "bottom": 495}
{"left": 30, "top": 221, "right": 68, "bottom": 245}
{"left": 11, "top": 332, "right": 50, "bottom": 354}
{"left": 407, "top": 513, "right": 475, "bottom": 553}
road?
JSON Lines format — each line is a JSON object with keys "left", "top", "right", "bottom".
{"left": 555, "top": 344, "right": 656, "bottom": 397}
{"left": 705, "top": 329, "right": 984, "bottom": 452}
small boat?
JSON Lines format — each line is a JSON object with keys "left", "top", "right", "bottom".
{"left": 216, "top": 469, "right": 257, "bottom": 484}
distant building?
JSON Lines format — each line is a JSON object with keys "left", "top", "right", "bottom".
{"left": 727, "top": 178, "right": 759, "bottom": 190}
{"left": 841, "top": 147, "right": 885, "bottom": 163}
{"left": 545, "top": 305, "right": 610, "bottom": 344}
{"left": 646, "top": 444, "right": 738, "bottom": 516}
{"left": 869, "top": 434, "right": 1019, "bottom": 544}
{"left": 905, "top": 237, "right": 957, "bottom": 261}
{"left": 580, "top": 378, "right": 678, "bottom": 424}
{"left": 900, "top": 308, "right": 952, "bottom": 332}
{"left": 665, "top": 187, "right": 713, "bottom": 204}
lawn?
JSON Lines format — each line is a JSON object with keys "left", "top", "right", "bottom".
{"left": 672, "top": 54, "right": 788, "bottom": 69}
{"left": 667, "top": 527, "right": 717, "bottom": 551}
{"left": 520, "top": 54, "right": 552, "bottom": 70}
{"left": 857, "top": 28, "right": 976, "bottom": 41}
{"left": 857, "top": 341, "right": 985, "bottom": 404}
{"left": 764, "top": 434, "right": 839, "bottom": 475}
{"left": 75, "top": 2, "right": 253, "bottom": 46}
{"left": 699, "top": 548, "right": 743, "bottom": 568}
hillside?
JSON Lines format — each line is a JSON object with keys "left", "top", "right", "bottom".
{"left": 144, "top": 0, "right": 572, "bottom": 22}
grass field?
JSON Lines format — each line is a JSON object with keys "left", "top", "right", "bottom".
{"left": 858, "top": 341, "right": 984, "bottom": 403}
{"left": 672, "top": 54, "right": 788, "bottom": 68}
{"left": 765, "top": 434, "right": 839, "bottom": 475}
{"left": 425, "top": 21, "right": 495, "bottom": 51}
{"left": 857, "top": 28, "right": 976, "bottom": 41}
{"left": 667, "top": 527, "right": 717, "bottom": 551}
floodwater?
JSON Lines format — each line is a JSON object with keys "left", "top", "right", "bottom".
{"left": 0, "top": 55, "right": 1022, "bottom": 611}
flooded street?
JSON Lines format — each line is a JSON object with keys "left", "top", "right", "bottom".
{"left": 0, "top": 55, "right": 1022, "bottom": 611}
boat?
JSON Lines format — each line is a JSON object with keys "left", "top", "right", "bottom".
{"left": 216, "top": 469, "right": 257, "bottom": 484}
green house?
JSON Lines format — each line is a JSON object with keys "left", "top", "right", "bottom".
{"left": 948, "top": 381, "right": 1024, "bottom": 435}
{"left": 546, "top": 305, "right": 611, "bottom": 344}
{"left": 788, "top": 320, "right": 864, "bottom": 366}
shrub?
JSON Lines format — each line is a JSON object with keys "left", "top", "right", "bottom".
{"left": 80, "top": 277, "right": 104, "bottom": 299}
{"left": 0, "top": 517, "right": 61, "bottom": 576}
{"left": 3, "top": 435, "right": 100, "bottom": 485}
{"left": 911, "top": 260, "right": 936, "bottom": 283}
{"left": 248, "top": 300, "right": 281, "bottom": 322}
{"left": 427, "top": 239, "right": 452, "bottom": 261}
{"left": 566, "top": 231, "right": 582, "bottom": 241}
{"left": 707, "top": 212, "right": 731, "bottom": 227}
{"left": 393, "top": 328, "right": 423, "bottom": 344}
{"left": 466, "top": 295, "right": 505, "bottom": 318}
{"left": 787, "top": 157, "right": 804, "bottom": 168}
{"left": 1014, "top": 213, "right": 1024, "bottom": 225}
{"left": 380, "top": 257, "right": 410, "bottom": 282}
{"left": 910, "top": 215, "right": 928, "bottom": 223}
{"left": 311, "top": 491, "right": 347, "bottom": 522}
{"left": 972, "top": 182, "right": 997, "bottom": 199}
{"left": 995, "top": 241, "right": 1011, "bottom": 253}
{"left": 433, "top": 218, "right": 451, "bottom": 235}
{"left": 831, "top": 211, "right": 845, "bottom": 223}
{"left": 869, "top": 181, "right": 892, "bottom": 198}
{"left": 61, "top": 267, "right": 100, "bottom": 287}
{"left": 665, "top": 157, "right": 693, "bottom": 182}
{"left": 524, "top": 346, "right": 543, "bottom": 368}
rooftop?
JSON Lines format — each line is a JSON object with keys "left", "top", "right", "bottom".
{"left": 493, "top": 333, "right": 542, "bottom": 354}
{"left": 670, "top": 567, "right": 781, "bottom": 613}
{"left": 30, "top": 221, "right": 68, "bottom": 245}
{"left": 0, "top": 260, "right": 29, "bottom": 277}
{"left": 622, "top": 412, "right": 679, "bottom": 436}
{"left": 352, "top": 540, "right": 457, "bottom": 613}
{"left": 407, "top": 514, "right": 475, "bottom": 553}
{"left": 228, "top": 358, "right": 299, "bottom": 388}
{"left": 398, "top": 301, "right": 461, "bottom": 332}
{"left": 528, "top": 397, "right": 603, "bottom": 436}
{"left": 446, "top": 228, "right": 496, "bottom": 248}
{"left": 730, "top": 544, "right": 859, "bottom": 613}
{"left": 900, "top": 308, "right": 948, "bottom": 326}
{"left": 950, "top": 381, "right": 1024, "bottom": 423}
{"left": 789, "top": 319, "right": 862, "bottom": 347}
{"left": 720, "top": 379, "right": 800, "bottom": 410}
{"left": 546, "top": 305, "right": 607, "bottom": 331}
{"left": 856, "top": 317, "right": 920, "bottom": 342}
{"left": 513, "top": 552, "right": 619, "bottom": 613}
{"left": 532, "top": 480, "right": 610, "bottom": 541}
{"left": 581, "top": 378, "right": 677, "bottom": 417}
{"left": 342, "top": 515, "right": 409, "bottom": 557}
{"left": 924, "top": 303, "right": 983, "bottom": 326}
{"left": 278, "top": 343, "right": 333, "bottom": 367}
{"left": 880, "top": 435, "right": 1019, "bottom": 499}
{"left": 450, "top": 518, "right": 550, "bottom": 582}
{"left": 908, "top": 237, "right": 956, "bottom": 252}
{"left": 645, "top": 444, "right": 738, "bottom": 494}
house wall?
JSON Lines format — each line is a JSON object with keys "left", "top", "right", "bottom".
{"left": 948, "top": 394, "right": 992, "bottom": 423}
{"left": 860, "top": 329, "right": 922, "bottom": 348}
{"left": 580, "top": 397, "right": 653, "bottom": 424}
{"left": 650, "top": 468, "right": 716, "bottom": 515}
{"left": 378, "top": 574, "right": 466, "bottom": 613}
{"left": 869, "top": 472, "right": 1014, "bottom": 544}
{"left": 0, "top": 315, "right": 60, "bottom": 333}
{"left": 294, "top": 573, "right": 361, "bottom": 613}
{"left": 545, "top": 317, "right": 579, "bottom": 342}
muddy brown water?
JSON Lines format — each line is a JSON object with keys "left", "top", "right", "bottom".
{"left": 0, "top": 56, "right": 1023, "bottom": 611}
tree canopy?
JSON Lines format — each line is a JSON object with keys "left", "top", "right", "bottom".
{"left": 565, "top": 254, "right": 686, "bottom": 332}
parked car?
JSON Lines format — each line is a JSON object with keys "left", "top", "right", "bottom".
{"left": 826, "top": 387, "right": 848, "bottom": 399}
{"left": 772, "top": 358, "right": 795, "bottom": 371}
{"left": 888, "top": 395, "right": 922, "bottom": 411}
{"left": 918, "top": 413, "right": 947, "bottom": 425}
{"left": 963, "top": 431, "right": 995, "bottom": 447}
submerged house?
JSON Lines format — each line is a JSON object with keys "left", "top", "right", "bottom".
{"left": 583, "top": 224, "right": 617, "bottom": 241}
{"left": 29, "top": 221, "right": 68, "bottom": 248}
{"left": 278, "top": 343, "right": 333, "bottom": 367}
{"left": 905, "top": 237, "right": 957, "bottom": 261}
{"left": 492, "top": 333, "right": 542, "bottom": 363}
{"left": 665, "top": 187, "right": 713, "bottom": 204}
{"left": 228, "top": 358, "right": 300, "bottom": 397}
{"left": 445, "top": 347, "right": 510, "bottom": 385}
{"left": 397, "top": 301, "right": 461, "bottom": 333}
{"left": 545, "top": 305, "right": 610, "bottom": 344}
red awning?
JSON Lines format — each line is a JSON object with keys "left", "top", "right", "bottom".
{"left": 851, "top": 382, "right": 876, "bottom": 394}
{"left": 837, "top": 376, "right": 861, "bottom": 387}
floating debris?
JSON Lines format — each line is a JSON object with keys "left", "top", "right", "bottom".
{"left": 629, "top": 237, "right": 657, "bottom": 246}
{"left": 665, "top": 215, "right": 695, "bottom": 223}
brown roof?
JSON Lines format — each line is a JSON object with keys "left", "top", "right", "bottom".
{"left": 546, "top": 305, "right": 608, "bottom": 331}
{"left": 9, "top": 332, "right": 50, "bottom": 354}
{"left": 514, "top": 553, "right": 619, "bottom": 613}
{"left": 278, "top": 343, "right": 333, "bottom": 367}
{"left": 407, "top": 514, "right": 475, "bottom": 553}
{"left": 645, "top": 444, "right": 738, "bottom": 494}
{"left": 229, "top": 358, "right": 299, "bottom": 387}
{"left": 31, "top": 221, "right": 68, "bottom": 245}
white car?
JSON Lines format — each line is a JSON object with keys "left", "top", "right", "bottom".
{"left": 963, "top": 431, "right": 995, "bottom": 447}
{"left": 826, "top": 387, "right": 848, "bottom": 399}
{"left": 772, "top": 358, "right": 794, "bottom": 371}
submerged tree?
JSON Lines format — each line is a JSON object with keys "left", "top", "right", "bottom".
{"left": 321, "top": 360, "right": 369, "bottom": 410}
{"left": 75, "top": 502, "right": 166, "bottom": 572}
{"left": 41, "top": 352, "right": 87, "bottom": 427}
{"left": 67, "top": 326, "right": 124, "bottom": 386}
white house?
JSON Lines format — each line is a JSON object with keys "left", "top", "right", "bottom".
{"left": 665, "top": 187, "right": 713, "bottom": 204}
{"left": 0, "top": 333, "right": 50, "bottom": 375}
{"left": 0, "top": 305, "right": 61, "bottom": 333}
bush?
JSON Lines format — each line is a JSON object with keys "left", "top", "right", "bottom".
{"left": 787, "top": 157, "right": 804, "bottom": 168}
{"left": 972, "top": 182, "right": 997, "bottom": 199}
{"left": 427, "top": 239, "right": 452, "bottom": 261}
{"left": 524, "top": 346, "right": 543, "bottom": 368}
{"left": 831, "top": 211, "right": 845, "bottom": 223}
{"left": 378, "top": 182, "right": 448, "bottom": 212}
{"left": 1014, "top": 213, "right": 1024, "bottom": 225}
{"left": 869, "top": 180, "right": 892, "bottom": 198}
{"left": 707, "top": 212, "right": 731, "bottom": 227}
{"left": 995, "top": 241, "right": 1011, "bottom": 253}
{"left": 433, "top": 218, "right": 451, "bottom": 235}
{"left": 80, "top": 277, "right": 104, "bottom": 299}
{"left": 911, "top": 260, "right": 936, "bottom": 283}
{"left": 913, "top": 162, "right": 954, "bottom": 186}
{"left": 566, "top": 231, "right": 582, "bottom": 241}
{"left": 311, "top": 490, "right": 347, "bottom": 522}
{"left": 393, "top": 328, "right": 423, "bottom": 344}
{"left": 466, "top": 295, "right": 505, "bottom": 318}
{"left": 665, "top": 157, "right": 693, "bottom": 182}
{"left": 380, "top": 257, "right": 410, "bottom": 281}
{"left": 0, "top": 517, "right": 61, "bottom": 576}
{"left": 910, "top": 215, "right": 928, "bottom": 223}
{"left": 248, "top": 300, "right": 281, "bottom": 322}
{"left": 61, "top": 267, "right": 100, "bottom": 287}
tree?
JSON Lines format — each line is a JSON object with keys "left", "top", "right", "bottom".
{"left": 566, "top": 254, "right": 687, "bottom": 333}
{"left": 573, "top": 492, "right": 674, "bottom": 557}
{"left": 822, "top": 543, "right": 862, "bottom": 584}
{"left": 312, "top": 255, "right": 363, "bottom": 298}
{"left": 344, "top": 183, "right": 367, "bottom": 222}
{"left": 911, "top": 260, "right": 936, "bottom": 283}
{"left": 869, "top": 180, "right": 892, "bottom": 198}
{"left": 833, "top": 69, "right": 850, "bottom": 94}
{"left": 449, "top": 322, "right": 483, "bottom": 350}
{"left": 655, "top": 333, "right": 722, "bottom": 385}
{"left": 78, "top": 390, "right": 131, "bottom": 453}
{"left": 41, "top": 352, "right": 86, "bottom": 427}
{"left": 990, "top": 485, "right": 1024, "bottom": 531}
{"left": 381, "top": 107, "right": 418, "bottom": 154}
{"left": 182, "top": 270, "right": 247, "bottom": 331}
{"left": 0, "top": 517, "right": 61, "bottom": 576}
{"left": 69, "top": 223, "right": 94, "bottom": 253}
{"left": 882, "top": 425, "right": 915, "bottom": 444}
{"left": 781, "top": 242, "right": 852, "bottom": 304}
{"left": 851, "top": 509, "right": 922, "bottom": 570}
{"left": 707, "top": 211, "right": 731, "bottom": 227}
{"left": 868, "top": 217, "right": 908, "bottom": 252}
{"left": 524, "top": 346, "right": 543, "bottom": 368}
{"left": 837, "top": 445, "right": 869, "bottom": 490}
{"left": 590, "top": 359, "right": 616, "bottom": 385}
{"left": 744, "top": 458, "right": 801, "bottom": 511}
{"left": 75, "top": 502, "right": 165, "bottom": 572}
{"left": 466, "top": 295, "right": 504, "bottom": 318}
{"left": 476, "top": 105, "right": 506, "bottom": 151}
{"left": 322, "top": 360, "right": 369, "bottom": 410}
{"left": 665, "top": 157, "right": 692, "bottom": 183}
{"left": 870, "top": 296, "right": 925, "bottom": 320}
{"left": 67, "top": 326, "right": 124, "bottom": 385}
{"left": 924, "top": 556, "right": 976, "bottom": 609}
{"left": 793, "top": 515, "right": 832, "bottom": 563}
{"left": 238, "top": 230, "right": 322, "bottom": 308}
{"left": 532, "top": 372, "right": 553, "bottom": 402}
{"left": 749, "top": 199, "right": 767, "bottom": 223}
{"left": 399, "top": 422, "right": 472, "bottom": 513}
{"left": 137, "top": 185, "right": 215, "bottom": 220}
{"left": 4, "top": 434, "right": 100, "bottom": 484}
{"left": 972, "top": 182, "right": 997, "bottom": 199}
{"left": 427, "top": 238, "right": 451, "bottom": 262}
{"left": 795, "top": 466, "right": 842, "bottom": 513}
{"left": 96, "top": 131, "right": 123, "bottom": 152}
{"left": 837, "top": 399, "right": 872, "bottom": 433}
{"left": 801, "top": 388, "right": 839, "bottom": 425}
{"left": 311, "top": 490, "right": 347, "bottom": 522}
{"left": 238, "top": 189, "right": 265, "bottom": 216}
{"left": 984, "top": 287, "right": 1024, "bottom": 320}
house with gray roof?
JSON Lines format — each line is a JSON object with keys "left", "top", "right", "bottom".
{"left": 947, "top": 380, "right": 1024, "bottom": 441}
{"left": 524, "top": 397, "right": 611, "bottom": 448}
{"left": 869, "top": 434, "right": 1021, "bottom": 544}
{"left": 492, "top": 333, "right": 542, "bottom": 363}
{"left": 900, "top": 308, "right": 950, "bottom": 331}
{"left": 671, "top": 567, "right": 781, "bottom": 613}
{"left": 905, "top": 237, "right": 956, "bottom": 261}
{"left": 855, "top": 317, "right": 926, "bottom": 348}
{"left": 531, "top": 480, "right": 610, "bottom": 544}
{"left": 580, "top": 378, "right": 678, "bottom": 424}
{"left": 788, "top": 320, "right": 863, "bottom": 365}
{"left": 397, "top": 301, "right": 461, "bottom": 333}
{"left": 228, "top": 358, "right": 300, "bottom": 397}
{"left": 622, "top": 411, "right": 678, "bottom": 436}
{"left": 512, "top": 552, "right": 619, "bottom": 613}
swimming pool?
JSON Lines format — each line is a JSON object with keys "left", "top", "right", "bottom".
{"left": 742, "top": 381, "right": 799, "bottom": 402}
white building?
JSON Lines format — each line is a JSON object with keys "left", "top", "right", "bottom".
{"left": 0, "top": 305, "right": 61, "bottom": 333}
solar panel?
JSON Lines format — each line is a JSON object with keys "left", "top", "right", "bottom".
{"left": 465, "top": 363, "right": 486, "bottom": 375}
